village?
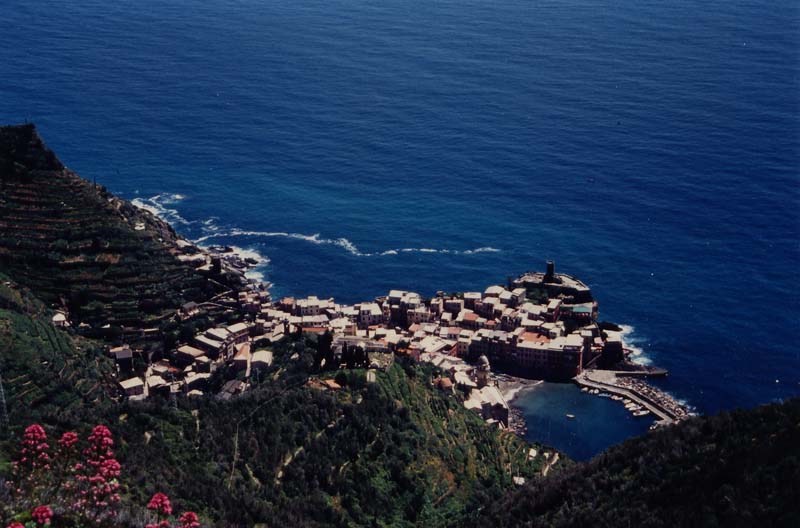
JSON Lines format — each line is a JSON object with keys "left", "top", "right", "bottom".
{"left": 82, "top": 238, "right": 687, "bottom": 431}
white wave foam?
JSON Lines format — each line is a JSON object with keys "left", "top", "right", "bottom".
{"left": 245, "top": 269, "right": 265, "bottom": 282}
{"left": 130, "top": 193, "right": 501, "bottom": 259}
{"left": 131, "top": 199, "right": 160, "bottom": 217}
{"left": 225, "top": 245, "right": 271, "bottom": 286}
{"left": 202, "top": 217, "right": 220, "bottom": 231}
{"left": 463, "top": 247, "right": 500, "bottom": 254}
{"left": 194, "top": 228, "right": 500, "bottom": 258}
{"left": 618, "top": 324, "right": 653, "bottom": 366}
{"left": 227, "top": 245, "right": 271, "bottom": 266}
{"left": 159, "top": 193, "right": 185, "bottom": 203}
{"left": 131, "top": 193, "right": 192, "bottom": 225}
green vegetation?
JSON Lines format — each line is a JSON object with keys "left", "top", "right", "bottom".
{"left": 478, "top": 398, "right": 800, "bottom": 528}
{"left": 96, "top": 347, "right": 547, "bottom": 527}
{"left": 0, "top": 274, "right": 117, "bottom": 426}
{"left": 0, "top": 274, "right": 547, "bottom": 526}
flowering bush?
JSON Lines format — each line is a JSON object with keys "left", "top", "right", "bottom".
{"left": 144, "top": 493, "right": 199, "bottom": 528}
{"left": 147, "top": 493, "right": 173, "bottom": 516}
{"left": 9, "top": 425, "right": 52, "bottom": 508}
{"left": 57, "top": 432, "right": 79, "bottom": 450}
{"left": 30, "top": 506, "right": 52, "bottom": 525}
{"left": 178, "top": 512, "right": 200, "bottom": 528}
{"left": 71, "top": 425, "right": 122, "bottom": 522}
{"left": 2, "top": 424, "right": 201, "bottom": 528}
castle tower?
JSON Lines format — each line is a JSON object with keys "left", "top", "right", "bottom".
{"left": 544, "top": 260, "right": 555, "bottom": 282}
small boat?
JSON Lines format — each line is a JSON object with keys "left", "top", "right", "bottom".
{"left": 611, "top": 395, "right": 623, "bottom": 401}
{"left": 565, "top": 413, "right": 576, "bottom": 419}
{"left": 581, "top": 387, "right": 588, "bottom": 393}
{"left": 633, "top": 410, "right": 650, "bottom": 417}
{"left": 598, "top": 392, "right": 611, "bottom": 398}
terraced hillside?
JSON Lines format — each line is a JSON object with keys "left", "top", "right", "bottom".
{"left": 0, "top": 273, "right": 117, "bottom": 426}
{"left": 0, "top": 124, "right": 216, "bottom": 328}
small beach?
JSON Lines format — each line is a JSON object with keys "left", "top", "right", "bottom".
{"left": 495, "top": 374, "right": 542, "bottom": 436}
{"left": 497, "top": 375, "right": 541, "bottom": 404}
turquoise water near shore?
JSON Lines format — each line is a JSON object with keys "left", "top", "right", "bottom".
{"left": 1, "top": 0, "right": 798, "bottom": 459}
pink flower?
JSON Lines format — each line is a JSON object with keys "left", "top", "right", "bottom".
{"left": 58, "top": 431, "right": 79, "bottom": 449}
{"left": 7, "top": 523, "right": 26, "bottom": 528}
{"left": 147, "top": 492, "right": 173, "bottom": 516}
{"left": 16, "top": 424, "right": 51, "bottom": 473}
{"left": 31, "top": 505, "right": 53, "bottom": 525}
{"left": 179, "top": 511, "right": 200, "bottom": 528}
{"left": 24, "top": 424, "right": 47, "bottom": 443}
{"left": 98, "top": 458, "right": 121, "bottom": 478}
{"left": 70, "top": 425, "right": 122, "bottom": 521}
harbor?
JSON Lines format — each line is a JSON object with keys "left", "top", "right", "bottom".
{"left": 575, "top": 369, "right": 692, "bottom": 426}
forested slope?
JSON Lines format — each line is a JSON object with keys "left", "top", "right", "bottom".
{"left": 479, "top": 398, "right": 800, "bottom": 528}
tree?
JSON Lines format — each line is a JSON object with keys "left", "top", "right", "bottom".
{"left": 317, "top": 331, "right": 334, "bottom": 371}
{"left": 342, "top": 344, "right": 354, "bottom": 370}
{"left": 354, "top": 346, "right": 367, "bottom": 368}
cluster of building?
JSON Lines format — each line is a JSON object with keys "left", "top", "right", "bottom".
{"left": 116, "top": 318, "right": 275, "bottom": 401}
{"left": 246, "top": 261, "right": 605, "bottom": 381}
{"left": 112, "top": 260, "right": 619, "bottom": 430}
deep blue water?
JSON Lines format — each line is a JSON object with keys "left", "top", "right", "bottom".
{"left": 2, "top": 0, "right": 798, "bottom": 460}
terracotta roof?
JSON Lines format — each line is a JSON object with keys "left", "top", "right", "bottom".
{"left": 521, "top": 332, "right": 550, "bottom": 343}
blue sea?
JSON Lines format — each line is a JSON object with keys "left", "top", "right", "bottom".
{"left": 2, "top": 0, "right": 798, "bottom": 460}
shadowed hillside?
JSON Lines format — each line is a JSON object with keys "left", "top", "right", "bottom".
{"left": 0, "top": 124, "right": 218, "bottom": 329}
{"left": 478, "top": 398, "right": 800, "bottom": 528}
